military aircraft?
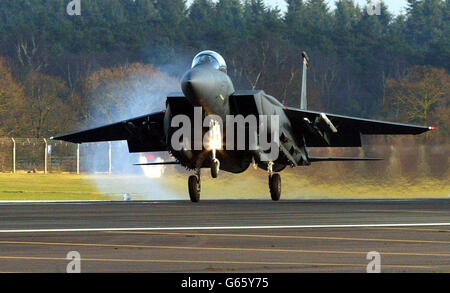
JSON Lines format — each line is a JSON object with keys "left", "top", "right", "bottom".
{"left": 53, "top": 50, "right": 435, "bottom": 202}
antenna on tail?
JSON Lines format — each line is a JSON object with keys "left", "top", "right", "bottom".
{"left": 301, "top": 51, "right": 309, "bottom": 110}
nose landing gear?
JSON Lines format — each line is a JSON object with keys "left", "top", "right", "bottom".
{"left": 209, "top": 119, "right": 221, "bottom": 179}
{"left": 211, "top": 157, "right": 220, "bottom": 179}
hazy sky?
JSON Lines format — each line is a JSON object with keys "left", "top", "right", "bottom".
{"left": 187, "top": 1, "right": 409, "bottom": 15}
{"left": 262, "top": 0, "right": 408, "bottom": 15}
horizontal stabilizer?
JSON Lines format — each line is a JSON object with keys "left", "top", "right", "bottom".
{"left": 134, "top": 161, "right": 180, "bottom": 166}
{"left": 309, "top": 157, "right": 383, "bottom": 162}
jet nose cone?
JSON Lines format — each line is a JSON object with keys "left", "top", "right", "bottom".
{"left": 181, "top": 67, "right": 211, "bottom": 106}
{"left": 181, "top": 71, "right": 198, "bottom": 98}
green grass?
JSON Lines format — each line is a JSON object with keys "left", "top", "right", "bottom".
{"left": 0, "top": 173, "right": 111, "bottom": 201}
{"left": 0, "top": 171, "right": 448, "bottom": 201}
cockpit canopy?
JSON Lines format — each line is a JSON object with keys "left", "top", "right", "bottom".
{"left": 192, "top": 51, "right": 227, "bottom": 73}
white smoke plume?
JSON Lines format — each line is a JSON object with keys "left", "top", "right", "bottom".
{"left": 81, "top": 61, "right": 188, "bottom": 200}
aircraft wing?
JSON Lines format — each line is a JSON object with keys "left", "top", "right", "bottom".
{"left": 51, "top": 111, "right": 167, "bottom": 152}
{"left": 284, "top": 108, "right": 433, "bottom": 147}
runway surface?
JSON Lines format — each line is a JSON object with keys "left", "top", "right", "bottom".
{"left": 0, "top": 199, "right": 448, "bottom": 273}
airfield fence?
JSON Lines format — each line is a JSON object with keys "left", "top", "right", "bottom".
{"left": 0, "top": 138, "right": 115, "bottom": 174}
{"left": 0, "top": 137, "right": 448, "bottom": 180}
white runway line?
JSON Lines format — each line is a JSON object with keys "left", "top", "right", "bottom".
{"left": 0, "top": 200, "right": 116, "bottom": 204}
{"left": 0, "top": 198, "right": 447, "bottom": 204}
{"left": 0, "top": 223, "right": 449, "bottom": 233}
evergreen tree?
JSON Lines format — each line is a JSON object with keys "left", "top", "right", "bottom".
{"left": 302, "top": 0, "right": 334, "bottom": 51}
{"left": 334, "top": 0, "right": 362, "bottom": 59}
{"left": 214, "top": 0, "right": 246, "bottom": 52}
{"left": 0, "top": 0, "right": 447, "bottom": 138}
{"left": 188, "top": 0, "right": 216, "bottom": 48}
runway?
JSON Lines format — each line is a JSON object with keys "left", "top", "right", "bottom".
{"left": 0, "top": 199, "right": 448, "bottom": 273}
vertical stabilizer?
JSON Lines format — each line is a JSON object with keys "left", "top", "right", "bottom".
{"left": 301, "top": 51, "right": 309, "bottom": 110}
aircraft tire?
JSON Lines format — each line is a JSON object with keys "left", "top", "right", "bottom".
{"left": 211, "top": 159, "right": 220, "bottom": 179}
{"left": 269, "top": 173, "right": 281, "bottom": 201}
{"left": 188, "top": 175, "right": 201, "bottom": 203}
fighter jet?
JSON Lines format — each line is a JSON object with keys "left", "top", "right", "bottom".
{"left": 53, "top": 50, "right": 435, "bottom": 202}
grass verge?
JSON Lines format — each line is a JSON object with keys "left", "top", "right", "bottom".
{"left": 0, "top": 171, "right": 448, "bottom": 201}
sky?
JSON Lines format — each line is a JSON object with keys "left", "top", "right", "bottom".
{"left": 266, "top": 0, "right": 408, "bottom": 15}
{"left": 187, "top": 0, "right": 409, "bottom": 15}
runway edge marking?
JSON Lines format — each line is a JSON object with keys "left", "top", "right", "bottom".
{"left": 0, "top": 223, "right": 449, "bottom": 233}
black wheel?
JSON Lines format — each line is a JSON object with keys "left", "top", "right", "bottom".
{"left": 211, "top": 159, "right": 220, "bottom": 179}
{"left": 188, "top": 175, "right": 201, "bottom": 203}
{"left": 269, "top": 173, "right": 281, "bottom": 201}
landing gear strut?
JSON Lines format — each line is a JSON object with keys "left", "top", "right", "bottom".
{"left": 268, "top": 162, "right": 281, "bottom": 201}
{"left": 211, "top": 150, "right": 220, "bottom": 179}
{"left": 188, "top": 169, "right": 201, "bottom": 203}
{"left": 209, "top": 119, "right": 221, "bottom": 179}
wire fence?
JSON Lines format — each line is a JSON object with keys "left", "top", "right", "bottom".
{"left": 0, "top": 138, "right": 113, "bottom": 174}
{"left": 0, "top": 137, "right": 448, "bottom": 180}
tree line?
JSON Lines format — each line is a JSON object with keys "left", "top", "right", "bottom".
{"left": 0, "top": 0, "right": 448, "bottom": 141}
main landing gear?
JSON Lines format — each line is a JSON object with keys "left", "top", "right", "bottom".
{"left": 188, "top": 169, "right": 201, "bottom": 203}
{"left": 189, "top": 156, "right": 219, "bottom": 203}
{"left": 188, "top": 156, "right": 219, "bottom": 203}
{"left": 188, "top": 119, "right": 222, "bottom": 203}
{"left": 188, "top": 161, "right": 282, "bottom": 203}
{"left": 268, "top": 162, "right": 281, "bottom": 201}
